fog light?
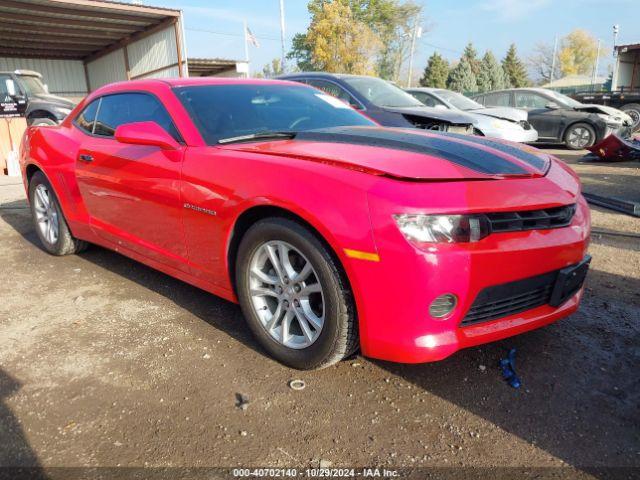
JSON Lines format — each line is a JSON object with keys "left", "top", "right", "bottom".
{"left": 429, "top": 294, "right": 457, "bottom": 318}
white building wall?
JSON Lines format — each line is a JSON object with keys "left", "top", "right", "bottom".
{"left": 128, "top": 26, "right": 179, "bottom": 79}
{"left": 85, "top": 24, "right": 182, "bottom": 89}
{"left": 0, "top": 57, "right": 87, "bottom": 97}
{"left": 86, "top": 49, "right": 127, "bottom": 91}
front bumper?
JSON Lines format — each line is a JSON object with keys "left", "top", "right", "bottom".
{"left": 480, "top": 125, "right": 539, "bottom": 143}
{"left": 347, "top": 176, "right": 590, "bottom": 364}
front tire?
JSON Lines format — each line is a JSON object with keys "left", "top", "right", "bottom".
{"left": 29, "top": 171, "right": 87, "bottom": 256}
{"left": 236, "top": 217, "right": 358, "bottom": 370}
{"left": 564, "top": 123, "right": 596, "bottom": 150}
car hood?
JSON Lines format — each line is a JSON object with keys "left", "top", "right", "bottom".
{"left": 30, "top": 93, "right": 75, "bottom": 109}
{"left": 467, "top": 107, "right": 527, "bottom": 123}
{"left": 574, "top": 104, "right": 633, "bottom": 124}
{"left": 220, "top": 126, "right": 551, "bottom": 181}
{"left": 384, "top": 105, "right": 475, "bottom": 125}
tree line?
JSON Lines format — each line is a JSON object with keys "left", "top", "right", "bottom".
{"left": 420, "top": 43, "right": 529, "bottom": 93}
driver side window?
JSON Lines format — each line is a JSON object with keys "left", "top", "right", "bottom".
{"left": 307, "top": 80, "right": 361, "bottom": 109}
{"left": 515, "top": 92, "right": 549, "bottom": 109}
{"left": 92, "top": 93, "right": 182, "bottom": 142}
{"left": 411, "top": 92, "right": 442, "bottom": 108}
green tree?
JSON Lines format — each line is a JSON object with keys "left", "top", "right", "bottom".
{"left": 477, "top": 51, "right": 507, "bottom": 92}
{"left": 261, "top": 58, "right": 284, "bottom": 78}
{"left": 447, "top": 57, "right": 477, "bottom": 93}
{"left": 462, "top": 42, "right": 481, "bottom": 77}
{"left": 287, "top": 33, "right": 315, "bottom": 71}
{"left": 419, "top": 52, "right": 449, "bottom": 88}
{"left": 502, "top": 44, "right": 529, "bottom": 87}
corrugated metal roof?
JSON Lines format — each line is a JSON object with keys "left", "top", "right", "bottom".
{"left": 0, "top": 0, "right": 180, "bottom": 60}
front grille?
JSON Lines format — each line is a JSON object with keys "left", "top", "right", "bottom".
{"left": 461, "top": 258, "right": 589, "bottom": 326}
{"left": 486, "top": 204, "right": 576, "bottom": 234}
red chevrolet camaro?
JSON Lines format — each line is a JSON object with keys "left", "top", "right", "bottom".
{"left": 20, "top": 78, "right": 591, "bottom": 370}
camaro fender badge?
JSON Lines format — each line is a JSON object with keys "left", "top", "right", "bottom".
{"left": 183, "top": 203, "right": 217, "bottom": 216}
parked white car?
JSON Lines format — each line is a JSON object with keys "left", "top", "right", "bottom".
{"left": 406, "top": 87, "right": 539, "bottom": 143}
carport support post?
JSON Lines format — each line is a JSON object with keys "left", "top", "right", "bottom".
{"left": 174, "top": 18, "right": 184, "bottom": 77}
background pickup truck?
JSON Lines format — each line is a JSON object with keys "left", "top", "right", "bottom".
{"left": 0, "top": 70, "right": 75, "bottom": 126}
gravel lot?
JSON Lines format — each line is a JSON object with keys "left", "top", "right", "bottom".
{"left": 0, "top": 148, "right": 638, "bottom": 479}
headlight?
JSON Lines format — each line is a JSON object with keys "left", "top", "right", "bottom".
{"left": 393, "top": 214, "right": 490, "bottom": 245}
{"left": 597, "top": 113, "right": 621, "bottom": 126}
{"left": 490, "top": 119, "right": 520, "bottom": 131}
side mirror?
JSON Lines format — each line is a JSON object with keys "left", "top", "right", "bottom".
{"left": 545, "top": 102, "right": 559, "bottom": 109}
{"left": 434, "top": 104, "right": 448, "bottom": 110}
{"left": 44, "top": 84, "right": 49, "bottom": 94}
{"left": 6, "top": 79, "right": 16, "bottom": 97}
{"left": 114, "top": 121, "right": 180, "bottom": 150}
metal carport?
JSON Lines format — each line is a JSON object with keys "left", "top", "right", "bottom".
{"left": 0, "top": 0, "right": 187, "bottom": 100}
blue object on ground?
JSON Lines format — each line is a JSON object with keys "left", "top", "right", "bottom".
{"left": 499, "top": 348, "right": 521, "bottom": 389}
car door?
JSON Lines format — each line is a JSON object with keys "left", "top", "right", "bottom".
{"left": 514, "top": 91, "right": 563, "bottom": 140}
{"left": 74, "top": 92, "right": 189, "bottom": 271}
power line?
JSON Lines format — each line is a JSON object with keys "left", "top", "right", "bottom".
{"left": 419, "top": 40, "right": 463, "bottom": 55}
{"left": 186, "top": 27, "right": 292, "bottom": 43}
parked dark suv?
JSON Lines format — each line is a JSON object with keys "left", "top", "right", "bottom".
{"left": 278, "top": 72, "right": 475, "bottom": 134}
{"left": 0, "top": 70, "right": 75, "bottom": 125}
{"left": 472, "top": 88, "right": 633, "bottom": 149}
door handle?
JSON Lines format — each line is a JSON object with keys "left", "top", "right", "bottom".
{"left": 79, "top": 154, "right": 93, "bottom": 163}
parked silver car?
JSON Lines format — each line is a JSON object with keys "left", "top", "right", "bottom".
{"left": 406, "top": 87, "right": 539, "bottom": 143}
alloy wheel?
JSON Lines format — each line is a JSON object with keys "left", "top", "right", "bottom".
{"left": 567, "top": 126, "right": 592, "bottom": 149}
{"left": 248, "top": 240, "right": 325, "bottom": 349}
{"left": 33, "top": 184, "right": 59, "bottom": 245}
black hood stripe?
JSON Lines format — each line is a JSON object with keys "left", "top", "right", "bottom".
{"left": 295, "top": 127, "right": 534, "bottom": 176}
{"left": 443, "top": 132, "right": 549, "bottom": 171}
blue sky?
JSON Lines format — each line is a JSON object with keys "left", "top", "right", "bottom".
{"left": 152, "top": 0, "right": 638, "bottom": 78}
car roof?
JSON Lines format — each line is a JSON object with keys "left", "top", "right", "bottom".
{"left": 278, "top": 72, "right": 373, "bottom": 80}
{"left": 89, "top": 77, "right": 304, "bottom": 94}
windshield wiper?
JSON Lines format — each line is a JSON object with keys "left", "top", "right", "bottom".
{"left": 217, "top": 131, "right": 297, "bottom": 145}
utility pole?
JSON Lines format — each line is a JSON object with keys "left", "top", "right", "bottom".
{"left": 279, "top": 0, "right": 286, "bottom": 74}
{"left": 406, "top": 15, "right": 421, "bottom": 88}
{"left": 243, "top": 20, "right": 250, "bottom": 78}
{"left": 550, "top": 35, "right": 558, "bottom": 82}
{"left": 591, "top": 38, "right": 602, "bottom": 88}
{"left": 612, "top": 25, "right": 620, "bottom": 90}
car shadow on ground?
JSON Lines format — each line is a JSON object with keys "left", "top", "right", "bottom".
{"left": 373, "top": 268, "right": 639, "bottom": 477}
{"left": 0, "top": 369, "right": 48, "bottom": 479}
{"left": 1, "top": 201, "right": 639, "bottom": 477}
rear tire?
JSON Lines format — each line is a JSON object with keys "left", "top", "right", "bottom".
{"left": 564, "top": 123, "right": 596, "bottom": 150}
{"left": 236, "top": 217, "right": 358, "bottom": 370}
{"left": 29, "top": 171, "right": 87, "bottom": 256}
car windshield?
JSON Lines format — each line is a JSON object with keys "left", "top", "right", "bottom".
{"left": 342, "top": 76, "right": 423, "bottom": 108}
{"left": 18, "top": 75, "right": 47, "bottom": 96}
{"left": 174, "top": 84, "right": 375, "bottom": 145}
{"left": 543, "top": 90, "right": 583, "bottom": 108}
{"left": 434, "top": 90, "right": 483, "bottom": 111}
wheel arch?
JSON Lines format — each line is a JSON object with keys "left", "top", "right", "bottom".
{"left": 226, "top": 204, "right": 354, "bottom": 301}
{"left": 26, "top": 110, "right": 57, "bottom": 124}
{"left": 561, "top": 119, "right": 599, "bottom": 144}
